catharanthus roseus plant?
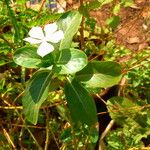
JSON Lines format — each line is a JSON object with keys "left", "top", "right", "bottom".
{"left": 2, "top": 0, "right": 150, "bottom": 149}
{"left": 13, "top": 10, "right": 122, "bottom": 149}
{"left": 13, "top": 10, "right": 90, "bottom": 123}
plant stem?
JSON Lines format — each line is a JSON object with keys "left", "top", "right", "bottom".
{"left": 98, "top": 120, "right": 114, "bottom": 150}
{"left": 1, "top": 125, "right": 17, "bottom": 150}
{"left": 44, "top": 109, "right": 50, "bottom": 150}
{"left": 0, "top": 97, "right": 42, "bottom": 149}
{"left": 35, "top": 0, "right": 46, "bottom": 19}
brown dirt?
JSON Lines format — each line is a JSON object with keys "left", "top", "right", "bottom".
{"left": 90, "top": 0, "right": 150, "bottom": 51}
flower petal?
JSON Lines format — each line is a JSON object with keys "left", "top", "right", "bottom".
{"left": 44, "top": 23, "right": 57, "bottom": 36}
{"left": 24, "top": 37, "right": 42, "bottom": 44}
{"left": 29, "top": 27, "right": 44, "bottom": 39}
{"left": 37, "top": 42, "right": 54, "bottom": 57}
{"left": 46, "top": 30, "right": 64, "bottom": 43}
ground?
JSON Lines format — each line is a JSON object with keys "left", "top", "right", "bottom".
{"left": 90, "top": 0, "right": 150, "bottom": 51}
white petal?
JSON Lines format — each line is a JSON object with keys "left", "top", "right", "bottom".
{"left": 46, "top": 30, "right": 64, "bottom": 43}
{"left": 44, "top": 23, "right": 57, "bottom": 36}
{"left": 24, "top": 37, "right": 42, "bottom": 44}
{"left": 37, "top": 42, "right": 54, "bottom": 57}
{"left": 29, "top": 27, "right": 44, "bottom": 39}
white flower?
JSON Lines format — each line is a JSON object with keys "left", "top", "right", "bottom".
{"left": 24, "top": 23, "right": 64, "bottom": 57}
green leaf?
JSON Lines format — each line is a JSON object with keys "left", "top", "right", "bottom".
{"left": 113, "top": 3, "right": 121, "bottom": 15}
{"left": 106, "top": 16, "right": 120, "bottom": 29}
{"left": 61, "top": 128, "right": 72, "bottom": 143}
{"left": 76, "top": 61, "right": 122, "bottom": 88}
{"left": 107, "top": 96, "right": 137, "bottom": 124}
{"left": 58, "top": 10, "right": 82, "bottom": 50}
{"left": 121, "top": 0, "right": 134, "bottom": 7}
{"left": 0, "top": 60, "right": 6, "bottom": 66}
{"left": 53, "top": 48, "right": 88, "bottom": 74}
{"left": 86, "top": 0, "right": 113, "bottom": 10}
{"left": 22, "top": 70, "right": 52, "bottom": 124}
{"left": 85, "top": 0, "right": 101, "bottom": 10}
{"left": 98, "top": 0, "right": 113, "bottom": 6}
{"left": 13, "top": 46, "right": 54, "bottom": 68}
{"left": 16, "top": 0, "right": 28, "bottom": 5}
{"left": 64, "top": 78, "right": 97, "bottom": 126}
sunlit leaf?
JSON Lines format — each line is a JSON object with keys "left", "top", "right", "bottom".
{"left": 57, "top": 10, "right": 82, "bottom": 50}
{"left": 76, "top": 61, "right": 122, "bottom": 88}
{"left": 13, "top": 46, "right": 54, "bottom": 68}
{"left": 53, "top": 48, "right": 88, "bottom": 74}
{"left": 121, "top": 0, "right": 134, "bottom": 7}
{"left": 113, "top": 3, "right": 121, "bottom": 15}
{"left": 98, "top": 0, "right": 113, "bottom": 6}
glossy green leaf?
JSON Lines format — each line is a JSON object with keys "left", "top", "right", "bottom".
{"left": 13, "top": 46, "right": 54, "bottom": 68}
{"left": 58, "top": 10, "right": 82, "bottom": 50}
{"left": 64, "top": 78, "right": 97, "bottom": 126}
{"left": 22, "top": 70, "right": 52, "bottom": 124}
{"left": 76, "top": 61, "right": 122, "bottom": 88}
{"left": 53, "top": 48, "right": 88, "bottom": 74}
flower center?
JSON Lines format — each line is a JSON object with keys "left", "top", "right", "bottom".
{"left": 41, "top": 36, "right": 47, "bottom": 42}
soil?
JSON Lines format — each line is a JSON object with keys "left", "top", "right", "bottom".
{"left": 90, "top": 0, "right": 150, "bottom": 51}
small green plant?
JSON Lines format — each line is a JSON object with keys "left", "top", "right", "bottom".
{"left": 12, "top": 9, "right": 122, "bottom": 149}
{"left": 106, "top": 96, "right": 150, "bottom": 149}
{"left": 0, "top": 0, "right": 149, "bottom": 149}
